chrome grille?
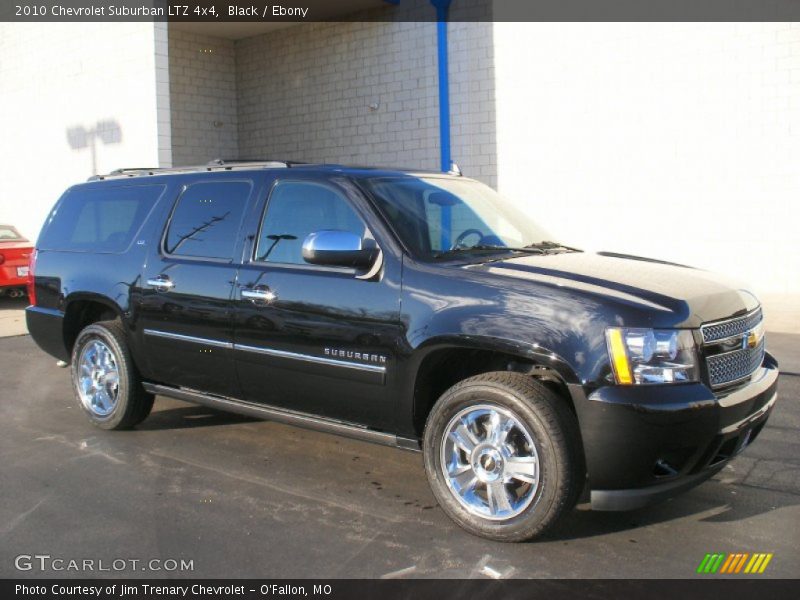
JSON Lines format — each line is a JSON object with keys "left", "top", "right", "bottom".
{"left": 701, "top": 307, "right": 765, "bottom": 389}
{"left": 701, "top": 308, "right": 762, "bottom": 343}
{"left": 706, "top": 338, "right": 765, "bottom": 388}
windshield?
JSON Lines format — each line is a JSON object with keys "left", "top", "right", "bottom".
{"left": 360, "top": 176, "right": 555, "bottom": 260}
{"left": 0, "top": 226, "right": 24, "bottom": 241}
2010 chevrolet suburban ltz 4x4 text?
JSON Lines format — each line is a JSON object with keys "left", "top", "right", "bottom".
{"left": 26, "top": 161, "right": 779, "bottom": 541}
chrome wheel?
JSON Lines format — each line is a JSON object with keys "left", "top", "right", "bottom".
{"left": 440, "top": 404, "right": 540, "bottom": 520}
{"left": 77, "top": 339, "right": 120, "bottom": 417}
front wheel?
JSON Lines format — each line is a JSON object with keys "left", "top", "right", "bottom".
{"left": 423, "top": 372, "right": 583, "bottom": 542}
{"left": 70, "top": 320, "right": 154, "bottom": 430}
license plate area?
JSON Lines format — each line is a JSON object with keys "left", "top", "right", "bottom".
{"left": 16, "top": 266, "right": 29, "bottom": 277}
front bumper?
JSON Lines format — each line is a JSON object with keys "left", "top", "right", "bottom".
{"left": 570, "top": 352, "right": 779, "bottom": 511}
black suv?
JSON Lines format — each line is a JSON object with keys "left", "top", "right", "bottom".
{"left": 26, "top": 161, "right": 779, "bottom": 541}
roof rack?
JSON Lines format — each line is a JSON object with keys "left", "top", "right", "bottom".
{"left": 88, "top": 159, "right": 308, "bottom": 181}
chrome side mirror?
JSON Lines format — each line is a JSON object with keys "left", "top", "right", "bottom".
{"left": 301, "top": 230, "right": 378, "bottom": 269}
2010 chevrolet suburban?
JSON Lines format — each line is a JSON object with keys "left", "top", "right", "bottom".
{"left": 26, "top": 161, "right": 779, "bottom": 541}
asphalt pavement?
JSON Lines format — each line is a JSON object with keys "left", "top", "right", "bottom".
{"left": 0, "top": 330, "right": 798, "bottom": 579}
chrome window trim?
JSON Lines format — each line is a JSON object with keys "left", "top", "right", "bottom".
{"left": 143, "top": 329, "right": 233, "bottom": 349}
{"left": 142, "top": 329, "right": 386, "bottom": 374}
{"left": 234, "top": 343, "right": 386, "bottom": 374}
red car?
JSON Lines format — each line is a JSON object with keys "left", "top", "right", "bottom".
{"left": 0, "top": 225, "right": 32, "bottom": 298}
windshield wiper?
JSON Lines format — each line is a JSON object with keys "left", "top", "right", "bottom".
{"left": 432, "top": 245, "right": 545, "bottom": 259}
{"left": 525, "top": 240, "right": 582, "bottom": 253}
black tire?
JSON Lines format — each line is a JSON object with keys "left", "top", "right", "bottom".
{"left": 423, "top": 371, "right": 583, "bottom": 542}
{"left": 70, "top": 320, "right": 154, "bottom": 430}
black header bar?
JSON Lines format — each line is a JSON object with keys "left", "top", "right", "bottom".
{"left": 3, "top": 0, "right": 800, "bottom": 22}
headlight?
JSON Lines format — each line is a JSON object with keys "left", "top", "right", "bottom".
{"left": 605, "top": 328, "right": 698, "bottom": 384}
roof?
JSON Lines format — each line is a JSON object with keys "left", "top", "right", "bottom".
{"left": 87, "top": 159, "right": 460, "bottom": 182}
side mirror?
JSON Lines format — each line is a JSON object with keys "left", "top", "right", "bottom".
{"left": 302, "top": 230, "right": 377, "bottom": 269}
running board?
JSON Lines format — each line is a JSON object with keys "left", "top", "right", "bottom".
{"left": 142, "top": 383, "right": 421, "bottom": 452}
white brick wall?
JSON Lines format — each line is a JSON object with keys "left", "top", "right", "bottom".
{"left": 0, "top": 22, "right": 163, "bottom": 239}
{"left": 234, "top": 7, "right": 495, "bottom": 184}
{"left": 168, "top": 28, "right": 238, "bottom": 166}
{"left": 236, "top": 21, "right": 441, "bottom": 171}
{"left": 494, "top": 22, "right": 800, "bottom": 301}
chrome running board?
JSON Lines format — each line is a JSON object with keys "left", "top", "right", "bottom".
{"left": 142, "top": 382, "right": 420, "bottom": 451}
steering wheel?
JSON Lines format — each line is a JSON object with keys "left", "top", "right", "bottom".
{"left": 451, "top": 229, "right": 484, "bottom": 250}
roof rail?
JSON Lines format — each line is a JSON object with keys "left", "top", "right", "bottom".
{"left": 207, "top": 158, "right": 308, "bottom": 167}
{"left": 88, "top": 159, "right": 308, "bottom": 181}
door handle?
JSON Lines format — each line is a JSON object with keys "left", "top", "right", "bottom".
{"left": 146, "top": 276, "right": 175, "bottom": 292}
{"left": 242, "top": 287, "right": 277, "bottom": 304}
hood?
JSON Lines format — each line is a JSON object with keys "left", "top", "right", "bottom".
{"left": 467, "top": 251, "right": 759, "bottom": 328}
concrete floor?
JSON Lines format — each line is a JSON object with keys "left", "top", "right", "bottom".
{"left": 0, "top": 332, "right": 798, "bottom": 579}
{"left": 0, "top": 297, "right": 28, "bottom": 338}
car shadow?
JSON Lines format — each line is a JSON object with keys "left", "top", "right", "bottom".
{"left": 137, "top": 404, "right": 256, "bottom": 431}
{"left": 542, "top": 477, "right": 798, "bottom": 542}
{"left": 0, "top": 297, "right": 28, "bottom": 309}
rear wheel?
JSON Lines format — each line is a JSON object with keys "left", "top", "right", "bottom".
{"left": 70, "top": 320, "right": 154, "bottom": 430}
{"left": 423, "top": 371, "right": 583, "bottom": 542}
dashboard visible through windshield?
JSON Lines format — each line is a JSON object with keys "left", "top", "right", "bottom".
{"left": 359, "top": 176, "right": 558, "bottom": 261}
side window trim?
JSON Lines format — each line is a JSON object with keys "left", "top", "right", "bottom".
{"left": 250, "top": 178, "right": 374, "bottom": 270}
{"left": 160, "top": 178, "right": 253, "bottom": 264}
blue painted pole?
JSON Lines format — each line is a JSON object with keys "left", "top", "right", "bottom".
{"left": 432, "top": 0, "right": 452, "bottom": 173}
{"left": 431, "top": 0, "right": 452, "bottom": 249}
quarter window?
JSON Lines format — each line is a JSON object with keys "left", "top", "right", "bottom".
{"left": 165, "top": 181, "right": 251, "bottom": 260}
{"left": 256, "top": 181, "right": 366, "bottom": 265}
{"left": 38, "top": 184, "right": 164, "bottom": 253}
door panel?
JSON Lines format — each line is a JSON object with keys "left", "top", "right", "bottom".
{"left": 232, "top": 178, "right": 402, "bottom": 429}
{"left": 136, "top": 178, "right": 253, "bottom": 397}
{"left": 138, "top": 260, "right": 239, "bottom": 396}
{"left": 234, "top": 265, "right": 401, "bottom": 427}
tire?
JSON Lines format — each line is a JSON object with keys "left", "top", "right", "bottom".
{"left": 423, "top": 371, "right": 583, "bottom": 542}
{"left": 70, "top": 320, "right": 154, "bottom": 430}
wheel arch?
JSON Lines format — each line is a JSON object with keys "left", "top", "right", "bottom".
{"left": 406, "top": 335, "right": 581, "bottom": 439}
{"left": 63, "top": 293, "right": 126, "bottom": 355}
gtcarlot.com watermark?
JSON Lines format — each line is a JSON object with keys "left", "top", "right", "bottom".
{"left": 14, "top": 554, "right": 194, "bottom": 573}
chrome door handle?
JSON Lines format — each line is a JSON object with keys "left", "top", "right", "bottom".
{"left": 146, "top": 276, "right": 175, "bottom": 292}
{"left": 242, "top": 287, "right": 277, "bottom": 304}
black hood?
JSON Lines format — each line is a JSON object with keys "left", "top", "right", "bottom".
{"left": 467, "top": 251, "right": 759, "bottom": 328}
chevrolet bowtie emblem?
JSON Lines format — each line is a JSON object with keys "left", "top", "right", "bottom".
{"left": 743, "top": 328, "right": 762, "bottom": 350}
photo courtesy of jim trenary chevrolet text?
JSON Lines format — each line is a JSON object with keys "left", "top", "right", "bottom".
{"left": 0, "top": 0, "right": 798, "bottom": 598}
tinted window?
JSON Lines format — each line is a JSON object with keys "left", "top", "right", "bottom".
{"left": 39, "top": 184, "right": 164, "bottom": 253}
{"left": 165, "top": 181, "right": 251, "bottom": 260}
{"left": 0, "top": 226, "right": 24, "bottom": 241}
{"left": 256, "top": 181, "right": 365, "bottom": 265}
{"left": 361, "top": 177, "right": 552, "bottom": 260}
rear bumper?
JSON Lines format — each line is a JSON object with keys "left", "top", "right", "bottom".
{"left": 26, "top": 306, "right": 68, "bottom": 361}
{"left": 1, "top": 264, "right": 28, "bottom": 287}
{"left": 570, "top": 352, "right": 779, "bottom": 511}
{"left": 0, "top": 277, "right": 27, "bottom": 288}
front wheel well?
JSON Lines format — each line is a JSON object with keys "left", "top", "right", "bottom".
{"left": 412, "top": 347, "right": 574, "bottom": 438}
{"left": 63, "top": 299, "right": 121, "bottom": 354}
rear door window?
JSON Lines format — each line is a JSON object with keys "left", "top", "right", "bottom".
{"left": 164, "top": 181, "right": 252, "bottom": 261}
{"left": 39, "top": 184, "right": 165, "bottom": 253}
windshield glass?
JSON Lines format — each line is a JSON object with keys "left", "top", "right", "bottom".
{"left": 0, "top": 226, "right": 24, "bottom": 241}
{"left": 360, "top": 176, "right": 553, "bottom": 260}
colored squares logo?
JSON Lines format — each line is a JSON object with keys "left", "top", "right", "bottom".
{"left": 697, "top": 553, "right": 773, "bottom": 574}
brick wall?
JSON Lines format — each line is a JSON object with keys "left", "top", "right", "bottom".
{"left": 234, "top": 8, "right": 495, "bottom": 184}
{"left": 168, "top": 28, "right": 238, "bottom": 166}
